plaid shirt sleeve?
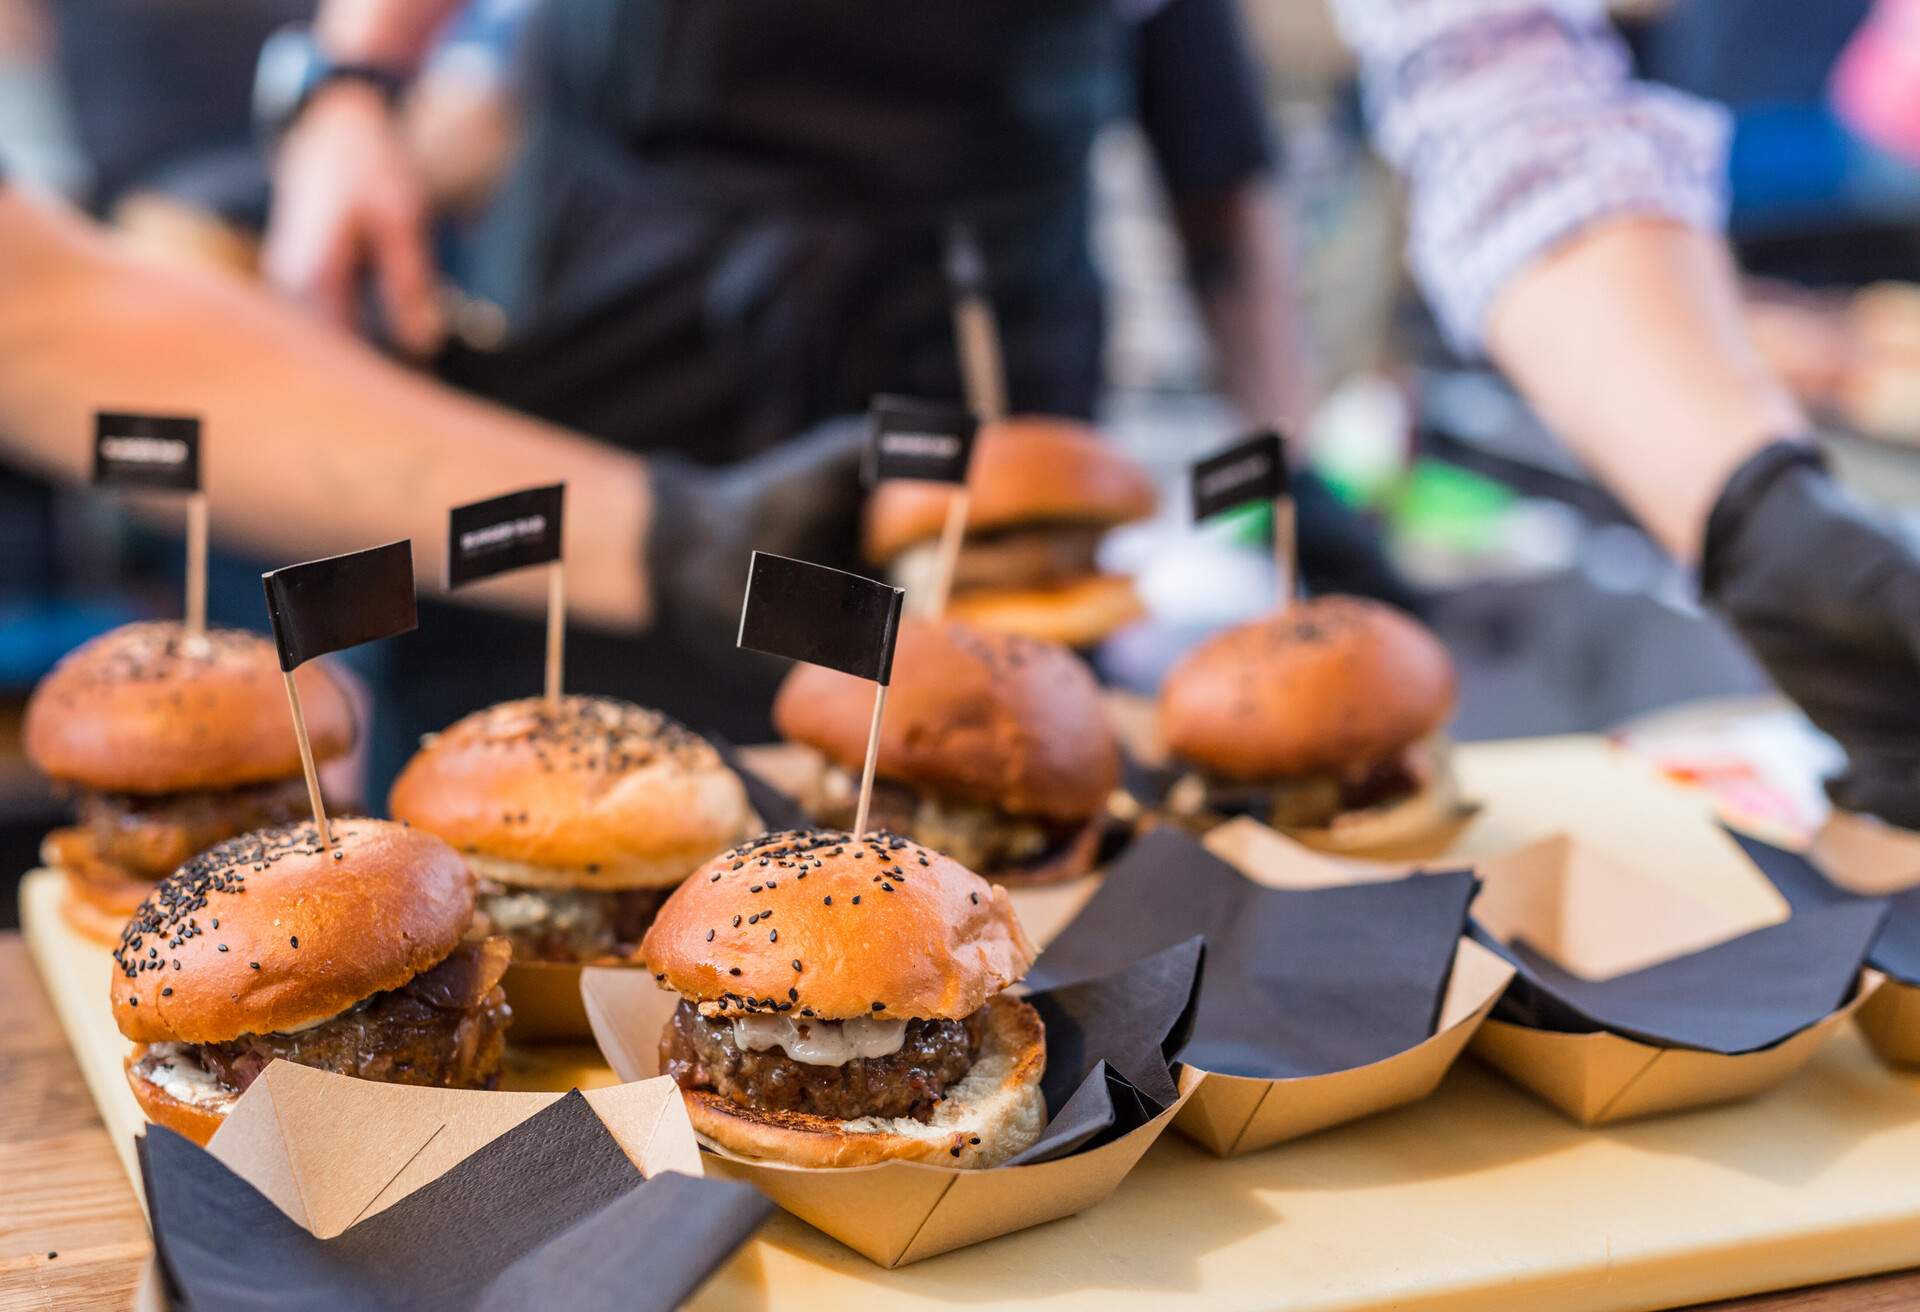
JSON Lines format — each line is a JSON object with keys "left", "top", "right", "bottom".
{"left": 1326, "top": 0, "right": 1732, "bottom": 353}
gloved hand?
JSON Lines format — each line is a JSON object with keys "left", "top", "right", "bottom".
{"left": 644, "top": 416, "right": 869, "bottom": 643}
{"left": 1703, "top": 440, "right": 1920, "bottom": 827}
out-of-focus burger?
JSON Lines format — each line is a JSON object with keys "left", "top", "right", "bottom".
{"left": 773, "top": 618, "right": 1119, "bottom": 883}
{"left": 1158, "top": 596, "right": 1462, "bottom": 854}
{"left": 26, "top": 622, "right": 354, "bottom": 943}
{"left": 643, "top": 828, "right": 1043, "bottom": 1167}
{"left": 112, "top": 818, "right": 510, "bottom": 1144}
{"left": 388, "top": 695, "right": 759, "bottom": 964}
{"left": 865, "top": 417, "right": 1156, "bottom": 647}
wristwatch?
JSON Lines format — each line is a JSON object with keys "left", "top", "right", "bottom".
{"left": 253, "top": 24, "right": 408, "bottom": 142}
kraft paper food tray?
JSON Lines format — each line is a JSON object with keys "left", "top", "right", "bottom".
{"left": 1808, "top": 808, "right": 1920, "bottom": 1064}
{"left": 1470, "top": 833, "right": 1882, "bottom": 1124}
{"left": 131, "top": 1062, "right": 704, "bottom": 1310}
{"left": 735, "top": 740, "right": 1102, "bottom": 947}
{"left": 581, "top": 965, "right": 1199, "bottom": 1267}
{"left": 1159, "top": 818, "right": 1512, "bottom": 1156}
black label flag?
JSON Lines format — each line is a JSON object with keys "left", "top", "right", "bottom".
{"left": 864, "top": 396, "right": 978, "bottom": 487}
{"left": 738, "top": 552, "right": 904, "bottom": 836}
{"left": 1191, "top": 429, "right": 1288, "bottom": 524}
{"left": 93, "top": 412, "right": 201, "bottom": 492}
{"left": 263, "top": 541, "right": 418, "bottom": 848}
{"left": 447, "top": 484, "right": 565, "bottom": 586}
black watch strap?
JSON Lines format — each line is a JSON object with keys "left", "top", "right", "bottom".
{"left": 255, "top": 25, "right": 408, "bottom": 142}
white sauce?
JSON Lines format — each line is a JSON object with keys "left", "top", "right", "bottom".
{"left": 731, "top": 1014, "right": 908, "bottom": 1066}
{"left": 137, "top": 1043, "right": 236, "bottom": 1110}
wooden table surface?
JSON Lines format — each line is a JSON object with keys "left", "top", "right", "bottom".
{"left": 3, "top": 931, "right": 1919, "bottom": 1312}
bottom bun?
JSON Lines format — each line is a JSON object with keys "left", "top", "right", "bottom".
{"left": 988, "top": 815, "right": 1105, "bottom": 887}
{"left": 682, "top": 993, "right": 1047, "bottom": 1169}
{"left": 1285, "top": 750, "right": 1475, "bottom": 859}
{"left": 44, "top": 828, "right": 152, "bottom": 945}
{"left": 946, "top": 574, "right": 1145, "bottom": 649}
{"left": 126, "top": 1048, "right": 230, "bottom": 1146}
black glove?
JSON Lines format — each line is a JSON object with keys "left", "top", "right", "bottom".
{"left": 1293, "top": 469, "right": 1425, "bottom": 616}
{"left": 644, "top": 416, "right": 869, "bottom": 644}
{"left": 1702, "top": 440, "right": 1920, "bottom": 827}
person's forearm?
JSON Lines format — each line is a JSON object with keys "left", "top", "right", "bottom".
{"left": 315, "top": 0, "right": 463, "bottom": 67}
{"left": 1484, "top": 218, "right": 1805, "bottom": 563}
{"left": 0, "top": 190, "right": 653, "bottom": 628}
{"left": 1176, "top": 180, "right": 1316, "bottom": 430}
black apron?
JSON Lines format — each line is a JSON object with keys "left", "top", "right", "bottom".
{"left": 366, "top": 0, "right": 1134, "bottom": 803}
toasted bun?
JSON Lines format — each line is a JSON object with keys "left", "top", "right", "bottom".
{"left": 683, "top": 993, "right": 1046, "bottom": 1168}
{"left": 642, "top": 830, "right": 1036, "bottom": 1021}
{"left": 945, "top": 573, "right": 1147, "bottom": 648}
{"left": 25, "top": 622, "right": 353, "bottom": 794}
{"left": 43, "top": 828, "right": 150, "bottom": 945}
{"left": 389, "top": 696, "right": 757, "bottom": 889}
{"left": 774, "top": 618, "right": 1118, "bottom": 822}
{"left": 1160, "top": 597, "right": 1455, "bottom": 781}
{"left": 125, "top": 1050, "right": 228, "bottom": 1146}
{"left": 110, "top": 818, "right": 475, "bottom": 1045}
{"left": 865, "top": 417, "right": 1156, "bottom": 564}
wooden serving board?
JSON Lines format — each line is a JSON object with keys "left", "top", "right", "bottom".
{"left": 25, "top": 735, "right": 1920, "bottom": 1312}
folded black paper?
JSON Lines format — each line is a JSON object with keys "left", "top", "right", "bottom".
{"left": 1030, "top": 828, "right": 1475, "bottom": 1080}
{"left": 1007, "top": 935, "right": 1203, "bottom": 1166}
{"left": 1474, "top": 895, "right": 1886, "bottom": 1054}
{"left": 141, "top": 1090, "right": 771, "bottom": 1312}
{"left": 1734, "top": 829, "right": 1920, "bottom": 986}
{"left": 1118, "top": 748, "right": 1181, "bottom": 810}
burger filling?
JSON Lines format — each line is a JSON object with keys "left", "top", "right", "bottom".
{"left": 473, "top": 879, "right": 669, "bottom": 964}
{"left": 890, "top": 523, "right": 1105, "bottom": 598}
{"left": 1172, "top": 740, "right": 1435, "bottom": 831}
{"left": 662, "top": 1000, "right": 983, "bottom": 1122}
{"left": 70, "top": 776, "right": 313, "bottom": 881}
{"left": 131, "top": 938, "right": 513, "bottom": 1113}
{"left": 816, "top": 767, "right": 1081, "bottom": 876}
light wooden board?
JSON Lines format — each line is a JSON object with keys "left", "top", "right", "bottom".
{"left": 24, "top": 735, "right": 1920, "bottom": 1312}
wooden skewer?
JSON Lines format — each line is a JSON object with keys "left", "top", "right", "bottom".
{"left": 281, "top": 670, "right": 332, "bottom": 848}
{"left": 851, "top": 683, "right": 890, "bottom": 839}
{"left": 925, "top": 489, "right": 971, "bottom": 618}
{"left": 185, "top": 493, "right": 208, "bottom": 636}
{"left": 1274, "top": 495, "right": 1297, "bottom": 612}
{"left": 545, "top": 561, "right": 566, "bottom": 708}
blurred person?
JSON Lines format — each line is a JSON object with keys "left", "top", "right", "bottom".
{"left": 1323, "top": 0, "right": 1920, "bottom": 825}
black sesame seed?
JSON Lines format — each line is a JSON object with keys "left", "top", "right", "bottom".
{"left": 217, "top": 944, "right": 228, "bottom": 953}
{"left": 732, "top": 916, "right": 742, "bottom": 927}
{"left": 969, "top": 1136, "right": 981, "bottom": 1145}
{"left": 161, "top": 987, "right": 172, "bottom": 996}
{"left": 249, "top": 962, "right": 260, "bottom": 971}
{"left": 851, "top": 895, "right": 861, "bottom": 905}
{"left": 792, "top": 959, "right": 802, "bottom": 971}
{"left": 950, "top": 1146, "right": 961, "bottom": 1157}
{"left": 127, "top": 997, "right": 136, "bottom": 1007}
{"left": 872, "top": 1001, "right": 885, "bottom": 1011}
{"left": 706, "top": 929, "right": 716, "bottom": 942}
{"left": 823, "top": 896, "right": 832, "bottom": 906}
{"left": 970, "top": 893, "right": 978, "bottom": 904}
{"left": 289, "top": 935, "right": 299, "bottom": 949}
{"left": 788, "top": 988, "right": 798, "bottom": 1002}
{"left": 881, "top": 883, "right": 894, "bottom": 892}
{"left": 769, "top": 929, "right": 778, "bottom": 943}
{"left": 729, "top": 967, "right": 742, "bottom": 976}
{"left": 750, "top": 884, "right": 763, "bottom": 894}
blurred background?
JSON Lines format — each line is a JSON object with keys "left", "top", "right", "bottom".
{"left": 6, "top": 0, "right": 1920, "bottom": 913}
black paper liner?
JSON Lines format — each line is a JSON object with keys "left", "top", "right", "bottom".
{"left": 1027, "top": 827, "right": 1475, "bottom": 1080}
{"left": 1735, "top": 829, "right": 1920, "bottom": 986}
{"left": 1473, "top": 869, "right": 1887, "bottom": 1055}
{"left": 140, "top": 1090, "right": 771, "bottom": 1312}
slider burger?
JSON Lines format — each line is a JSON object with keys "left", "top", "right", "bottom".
{"left": 865, "top": 417, "right": 1157, "bottom": 647}
{"left": 773, "top": 618, "right": 1119, "bottom": 883}
{"left": 113, "top": 818, "right": 510, "bottom": 1144}
{"left": 26, "top": 622, "right": 353, "bottom": 943}
{"left": 1158, "top": 596, "right": 1461, "bottom": 853}
{"left": 389, "top": 695, "right": 759, "bottom": 964}
{"left": 643, "top": 828, "right": 1044, "bottom": 1167}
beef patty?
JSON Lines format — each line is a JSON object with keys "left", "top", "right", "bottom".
{"left": 1191, "top": 751, "right": 1423, "bottom": 830}
{"left": 191, "top": 938, "right": 513, "bottom": 1095}
{"left": 77, "top": 776, "right": 313, "bottom": 880}
{"left": 474, "top": 881, "right": 670, "bottom": 964}
{"left": 815, "top": 774, "right": 1079, "bottom": 876}
{"left": 661, "top": 1001, "right": 982, "bottom": 1122}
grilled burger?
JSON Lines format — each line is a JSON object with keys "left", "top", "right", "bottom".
{"left": 1158, "top": 596, "right": 1462, "bottom": 854}
{"left": 26, "top": 622, "right": 353, "bottom": 943}
{"left": 865, "top": 417, "right": 1156, "bottom": 647}
{"left": 774, "top": 617, "right": 1119, "bottom": 884}
{"left": 643, "top": 829, "right": 1043, "bottom": 1168}
{"left": 112, "top": 818, "right": 509, "bottom": 1144}
{"left": 389, "top": 695, "right": 759, "bottom": 964}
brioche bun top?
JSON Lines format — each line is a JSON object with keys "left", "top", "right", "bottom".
{"left": 1160, "top": 596, "right": 1455, "bottom": 780}
{"left": 388, "top": 695, "right": 758, "bottom": 885}
{"left": 641, "top": 829, "right": 1036, "bottom": 1022}
{"left": 773, "top": 618, "right": 1119, "bottom": 821}
{"left": 865, "top": 416, "right": 1156, "bottom": 564}
{"left": 110, "top": 818, "right": 474, "bottom": 1045}
{"left": 26, "top": 622, "right": 352, "bottom": 794}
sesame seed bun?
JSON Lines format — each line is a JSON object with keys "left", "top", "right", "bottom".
{"left": 124, "top": 1048, "right": 229, "bottom": 1145}
{"left": 773, "top": 618, "right": 1119, "bottom": 824}
{"left": 944, "top": 573, "right": 1147, "bottom": 648}
{"left": 388, "top": 696, "right": 759, "bottom": 890}
{"left": 1159, "top": 597, "right": 1455, "bottom": 781}
{"left": 641, "top": 830, "right": 1036, "bottom": 1022}
{"left": 110, "top": 818, "right": 475, "bottom": 1045}
{"left": 683, "top": 993, "right": 1046, "bottom": 1168}
{"left": 25, "top": 622, "right": 353, "bottom": 794}
{"left": 864, "top": 417, "right": 1157, "bottom": 565}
